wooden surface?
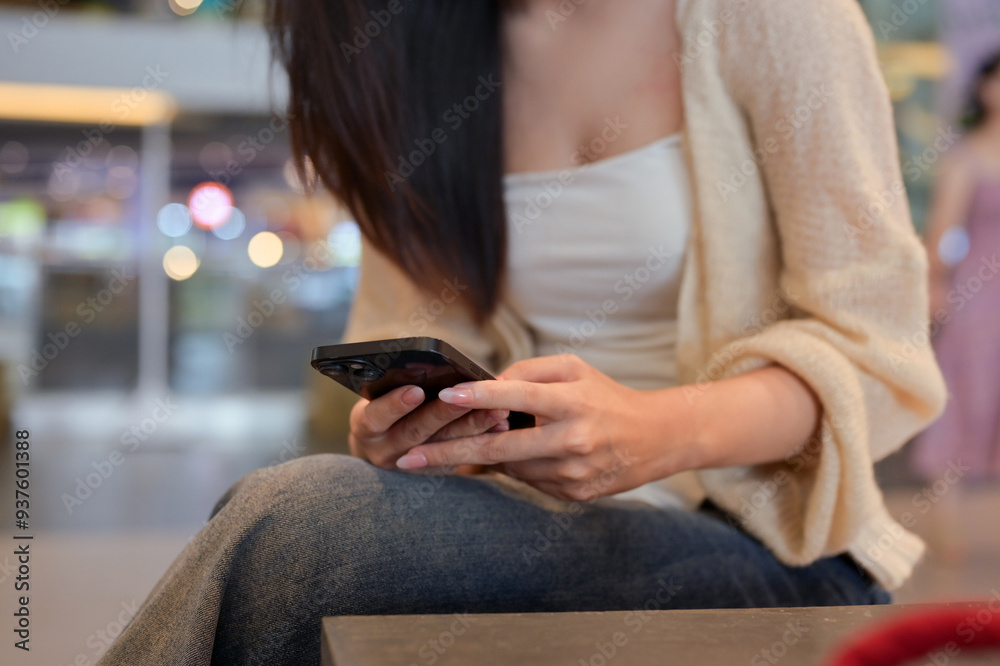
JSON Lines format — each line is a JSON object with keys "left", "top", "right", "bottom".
{"left": 322, "top": 604, "right": 997, "bottom": 666}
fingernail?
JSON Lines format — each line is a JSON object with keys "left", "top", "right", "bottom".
{"left": 396, "top": 452, "right": 427, "bottom": 470}
{"left": 492, "top": 419, "right": 510, "bottom": 432}
{"left": 438, "top": 387, "right": 472, "bottom": 404}
{"left": 490, "top": 409, "right": 510, "bottom": 421}
{"left": 401, "top": 386, "right": 424, "bottom": 406}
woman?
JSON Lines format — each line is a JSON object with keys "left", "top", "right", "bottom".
{"left": 100, "top": 1, "right": 946, "bottom": 664}
{"left": 910, "top": 50, "right": 1000, "bottom": 557}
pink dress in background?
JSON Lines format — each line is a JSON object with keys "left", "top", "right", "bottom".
{"left": 911, "top": 148, "right": 1000, "bottom": 481}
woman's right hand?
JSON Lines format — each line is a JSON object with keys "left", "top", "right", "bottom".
{"left": 348, "top": 385, "right": 509, "bottom": 471}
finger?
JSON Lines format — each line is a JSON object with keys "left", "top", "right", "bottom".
{"left": 426, "top": 408, "right": 510, "bottom": 443}
{"left": 352, "top": 385, "right": 426, "bottom": 438}
{"left": 498, "top": 354, "right": 583, "bottom": 383}
{"left": 487, "top": 419, "right": 511, "bottom": 433}
{"left": 498, "top": 458, "right": 571, "bottom": 483}
{"left": 396, "top": 425, "right": 558, "bottom": 470}
{"left": 384, "top": 398, "right": 473, "bottom": 450}
{"left": 365, "top": 397, "right": 475, "bottom": 469}
{"left": 436, "top": 379, "right": 566, "bottom": 420}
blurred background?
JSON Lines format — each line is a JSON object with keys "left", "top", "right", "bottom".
{"left": 0, "top": 1, "right": 998, "bottom": 664}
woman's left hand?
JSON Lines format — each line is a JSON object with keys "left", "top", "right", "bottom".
{"left": 394, "top": 354, "right": 699, "bottom": 501}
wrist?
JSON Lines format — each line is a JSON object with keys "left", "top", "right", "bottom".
{"left": 639, "top": 386, "right": 713, "bottom": 478}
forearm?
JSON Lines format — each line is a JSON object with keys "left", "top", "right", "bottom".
{"left": 661, "top": 365, "right": 822, "bottom": 472}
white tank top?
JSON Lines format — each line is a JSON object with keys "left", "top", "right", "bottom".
{"left": 503, "top": 133, "right": 706, "bottom": 510}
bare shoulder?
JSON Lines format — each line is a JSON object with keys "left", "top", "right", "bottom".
{"left": 959, "top": 133, "right": 1000, "bottom": 176}
{"left": 942, "top": 140, "right": 977, "bottom": 171}
{"left": 923, "top": 140, "right": 981, "bottom": 199}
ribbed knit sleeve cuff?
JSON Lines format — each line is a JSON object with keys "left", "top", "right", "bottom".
{"left": 848, "top": 505, "right": 926, "bottom": 592}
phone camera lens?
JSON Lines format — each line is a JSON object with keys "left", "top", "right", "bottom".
{"left": 355, "top": 367, "right": 382, "bottom": 381}
{"left": 341, "top": 359, "right": 384, "bottom": 383}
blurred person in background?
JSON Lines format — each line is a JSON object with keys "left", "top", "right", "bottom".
{"left": 912, "top": 50, "right": 1000, "bottom": 561}
{"left": 100, "top": 1, "right": 946, "bottom": 664}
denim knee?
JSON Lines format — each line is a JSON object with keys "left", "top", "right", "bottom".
{"left": 209, "top": 454, "right": 372, "bottom": 520}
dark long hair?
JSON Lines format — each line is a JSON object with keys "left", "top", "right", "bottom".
{"left": 963, "top": 50, "right": 1000, "bottom": 129}
{"left": 268, "top": 0, "right": 511, "bottom": 323}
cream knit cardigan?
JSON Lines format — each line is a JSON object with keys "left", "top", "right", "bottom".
{"left": 343, "top": 0, "right": 948, "bottom": 591}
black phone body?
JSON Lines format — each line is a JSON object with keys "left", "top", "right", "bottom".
{"left": 311, "top": 337, "right": 534, "bottom": 429}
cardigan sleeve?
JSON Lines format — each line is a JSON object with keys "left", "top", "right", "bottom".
{"left": 687, "top": 0, "right": 947, "bottom": 576}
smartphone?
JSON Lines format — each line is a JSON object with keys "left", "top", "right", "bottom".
{"left": 311, "top": 337, "right": 534, "bottom": 429}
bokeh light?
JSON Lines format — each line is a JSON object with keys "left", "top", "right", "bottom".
{"left": 105, "top": 145, "right": 139, "bottom": 171}
{"left": 157, "top": 203, "right": 193, "bottom": 238}
{"left": 188, "top": 182, "right": 233, "bottom": 230}
{"left": 938, "top": 226, "right": 970, "bottom": 267}
{"left": 163, "top": 245, "right": 199, "bottom": 281}
{"left": 211, "top": 207, "right": 246, "bottom": 241}
{"left": 168, "top": 0, "right": 203, "bottom": 17}
{"left": 0, "top": 198, "right": 46, "bottom": 237}
{"left": 48, "top": 169, "right": 81, "bottom": 202}
{"left": 248, "top": 231, "right": 283, "bottom": 268}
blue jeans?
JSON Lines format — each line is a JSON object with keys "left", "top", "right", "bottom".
{"left": 98, "top": 454, "right": 889, "bottom": 666}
